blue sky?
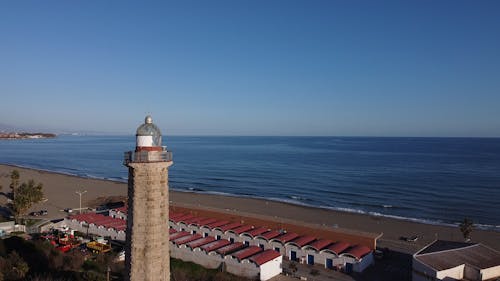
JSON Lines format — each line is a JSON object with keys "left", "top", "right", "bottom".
{"left": 1, "top": 1, "right": 499, "bottom": 136}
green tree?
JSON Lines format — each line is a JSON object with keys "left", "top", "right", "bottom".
{"left": 459, "top": 217, "right": 474, "bottom": 241}
{"left": 9, "top": 170, "right": 20, "bottom": 197}
{"left": 3, "top": 251, "right": 29, "bottom": 280}
{"left": 12, "top": 179, "right": 44, "bottom": 221}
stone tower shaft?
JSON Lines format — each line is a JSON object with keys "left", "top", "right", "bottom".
{"left": 124, "top": 116, "right": 173, "bottom": 281}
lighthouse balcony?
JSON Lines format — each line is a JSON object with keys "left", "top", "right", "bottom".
{"left": 123, "top": 150, "right": 172, "bottom": 164}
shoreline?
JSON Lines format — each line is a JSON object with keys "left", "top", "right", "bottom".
{"left": 5, "top": 162, "right": 499, "bottom": 232}
{"left": 1, "top": 163, "right": 499, "bottom": 253}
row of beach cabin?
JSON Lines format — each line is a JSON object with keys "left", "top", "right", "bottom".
{"left": 168, "top": 211, "right": 374, "bottom": 273}
{"left": 64, "top": 206, "right": 373, "bottom": 276}
{"left": 169, "top": 228, "right": 282, "bottom": 280}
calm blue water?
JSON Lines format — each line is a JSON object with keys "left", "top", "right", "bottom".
{"left": 1, "top": 136, "right": 499, "bottom": 230}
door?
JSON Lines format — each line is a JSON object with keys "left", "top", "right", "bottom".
{"left": 290, "top": 250, "right": 297, "bottom": 261}
{"left": 325, "top": 258, "right": 333, "bottom": 269}
{"left": 307, "top": 254, "right": 314, "bottom": 265}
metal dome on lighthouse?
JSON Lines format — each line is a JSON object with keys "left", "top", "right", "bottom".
{"left": 136, "top": 115, "right": 162, "bottom": 151}
{"left": 124, "top": 115, "right": 172, "bottom": 164}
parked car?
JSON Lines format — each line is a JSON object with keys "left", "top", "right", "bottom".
{"left": 64, "top": 208, "right": 73, "bottom": 213}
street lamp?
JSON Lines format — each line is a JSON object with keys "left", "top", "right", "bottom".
{"left": 76, "top": 190, "right": 87, "bottom": 214}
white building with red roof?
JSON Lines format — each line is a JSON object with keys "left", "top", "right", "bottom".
{"left": 64, "top": 213, "right": 126, "bottom": 241}
{"left": 285, "top": 235, "right": 316, "bottom": 263}
{"left": 269, "top": 232, "right": 299, "bottom": 256}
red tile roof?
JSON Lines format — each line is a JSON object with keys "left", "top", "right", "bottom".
{"left": 232, "top": 246, "right": 263, "bottom": 261}
{"left": 216, "top": 242, "right": 245, "bottom": 255}
{"left": 201, "top": 240, "right": 231, "bottom": 253}
{"left": 169, "top": 212, "right": 185, "bottom": 219}
{"left": 342, "top": 245, "right": 372, "bottom": 260}
{"left": 325, "top": 242, "right": 350, "bottom": 255}
{"left": 243, "top": 227, "right": 269, "bottom": 237}
{"left": 250, "top": 249, "right": 281, "bottom": 266}
{"left": 181, "top": 216, "right": 200, "bottom": 224}
{"left": 173, "top": 234, "right": 203, "bottom": 245}
{"left": 272, "top": 232, "right": 299, "bottom": 244}
{"left": 170, "top": 214, "right": 195, "bottom": 223}
{"left": 196, "top": 217, "right": 218, "bottom": 226}
{"left": 258, "top": 230, "right": 281, "bottom": 240}
{"left": 218, "top": 222, "right": 242, "bottom": 232}
{"left": 204, "top": 220, "right": 230, "bottom": 229}
{"left": 69, "top": 213, "right": 126, "bottom": 231}
{"left": 228, "top": 225, "right": 254, "bottom": 235}
{"left": 169, "top": 231, "right": 190, "bottom": 241}
{"left": 307, "top": 239, "right": 333, "bottom": 251}
{"left": 187, "top": 236, "right": 215, "bottom": 249}
{"left": 288, "top": 235, "right": 316, "bottom": 247}
{"left": 169, "top": 228, "right": 177, "bottom": 234}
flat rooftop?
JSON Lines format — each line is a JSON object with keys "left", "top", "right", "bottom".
{"left": 415, "top": 240, "right": 500, "bottom": 271}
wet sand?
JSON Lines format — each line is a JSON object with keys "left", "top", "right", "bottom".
{"left": 1, "top": 164, "right": 498, "bottom": 253}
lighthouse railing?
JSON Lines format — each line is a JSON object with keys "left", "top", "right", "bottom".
{"left": 124, "top": 151, "right": 172, "bottom": 164}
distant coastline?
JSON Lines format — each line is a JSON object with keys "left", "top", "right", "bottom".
{"left": 0, "top": 132, "right": 56, "bottom": 139}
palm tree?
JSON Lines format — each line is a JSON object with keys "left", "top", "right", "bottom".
{"left": 10, "top": 169, "right": 20, "bottom": 198}
{"left": 459, "top": 217, "right": 473, "bottom": 241}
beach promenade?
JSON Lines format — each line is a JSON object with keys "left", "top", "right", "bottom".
{"left": 1, "top": 164, "right": 499, "bottom": 255}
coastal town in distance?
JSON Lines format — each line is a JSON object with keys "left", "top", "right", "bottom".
{"left": 1, "top": 1, "right": 500, "bottom": 281}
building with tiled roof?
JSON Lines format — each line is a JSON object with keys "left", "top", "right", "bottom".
{"left": 413, "top": 240, "right": 500, "bottom": 281}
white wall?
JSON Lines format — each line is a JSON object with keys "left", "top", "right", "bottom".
{"left": 353, "top": 253, "right": 374, "bottom": 272}
{"left": 436, "top": 264, "right": 465, "bottom": 280}
{"left": 259, "top": 256, "right": 282, "bottom": 281}
{"left": 269, "top": 241, "right": 285, "bottom": 254}
{"left": 481, "top": 265, "right": 500, "bottom": 280}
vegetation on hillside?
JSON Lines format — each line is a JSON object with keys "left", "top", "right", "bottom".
{"left": 0, "top": 237, "right": 252, "bottom": 281}
{"left": 4, "top": 170, "right": 45, "bottom": 223}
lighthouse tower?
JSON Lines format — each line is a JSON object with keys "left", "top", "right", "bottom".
{"left": 124, "top": 115, "right": 173, "bottom": 281}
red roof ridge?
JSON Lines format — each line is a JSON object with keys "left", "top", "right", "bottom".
{"left": 229, "top": 225, "right": 254, "bottom": 235}
{"left": 307, "top": 239, "right": 333, "bottom": 251}
{"left": 342, "top": 245, "right": 372, "bottom": 260}
{"left": 201, "top": 240, "right": 231, "bottom": 253}
{"left": 271, "top": 232, "right": 299, "bottom": 244}
{"left": 250, "top": 249, "right": 281, "bottom": 266}
{"left": 244, "top": 227, "right": 269, "bottom": 237}
{"left": 287, "top": 235, "right": 316, "bottom": 248}
{"left": 232, "top": 246, "right": 263, "bottom": 261}
{"left": 218, "top": 222, "right": 243, "bottom": 232}
{"left": 187, "top": 236, "right": 216, "bottom": 249}
{"left": 324, "top": 241, "right": 351, "bottom": 255}
{"left": 216, "top": 242, "right": 245, "bottom": 255}
{"left": 258, "top": 230, "right": 281, "bottom": 240}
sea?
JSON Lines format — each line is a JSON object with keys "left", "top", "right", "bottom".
{"left": 1, "top": 135, "right": 499, "bottom": 230}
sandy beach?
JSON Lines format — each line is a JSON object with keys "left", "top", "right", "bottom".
{"left": 1, "top": 164, "right": 498, "bottom": 254}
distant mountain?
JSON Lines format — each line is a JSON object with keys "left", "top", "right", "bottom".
{"left": 0, "top": 122, "right": 115, "bottom": 136}
{"left": 0, "top": 123, "right": 26, "bottom": 133}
